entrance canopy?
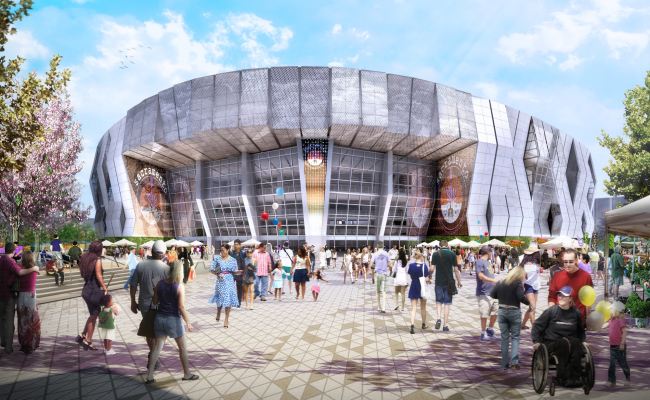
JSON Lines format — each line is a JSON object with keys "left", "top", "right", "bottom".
{"left": 606, "top": 195, "right": 650, "bottom": 239}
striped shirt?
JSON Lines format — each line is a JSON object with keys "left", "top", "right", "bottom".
{"left": 253, "top": 251, "right": 272, "bottom": 276}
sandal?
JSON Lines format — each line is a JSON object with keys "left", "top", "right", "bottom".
{"left": 83, "top": 340, "right": 98, "bottom": 351}
{"left": 76, "top": 334, "right": 86, "bottom": 345}
{"left": 182, "top": 374, "right": 200, "bottom": 381}
{"left": 422, "top": 323, "right": 429, "bottom": 329}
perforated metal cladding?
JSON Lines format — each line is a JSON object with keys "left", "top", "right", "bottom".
{"left": 159, "top": 87, "right": 179, "bottom": 144}
{"left": 122, "top": 106, "right": 136, "bottom": 153}
{"left": 300, "top": 67, "right": 330, "bottom": 138}
{"left": 167, "top": 165, "right": 202, "bottom": 237}
{"left": 473, "top": 97, "right": 496, "bottom": 144}
{"left": 129, "top": 100, "right": 146, "bottom": 150}
{"left": 189, "top": 76, "right": 214, "bottom": 134}
{"left": 240, "top": 68, "right": 269, "bottom": 127}
{"left": 271, "top": 67, "right": 300, "bottom": 130}
{"left": 214, "top": 71, "right": 241, "bottom": 129}
{"left": 434, "top": 84, "right": 459, "bottom": 138}
{"left": 353, "top": 71, "right": 387, "bottom": 150}
{"left": 140, "top": 95, "right": 159, "bottom": 146}
{"left": 173, "top": 80, "right": 193, "bottom": 140}
{"left": 330, "top": 67, "right": 360, "bottom": 127}
{"left": 409, "top": 79, "right": 435, "bottom": 137}
{"left": 457, "top": 91, "right": 478, "bottom": 140}
{"left": 387, "top": 74, "right": 412, "bottom": 135}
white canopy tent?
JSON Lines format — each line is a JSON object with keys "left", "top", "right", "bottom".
{"left": 139, "top": 240, "right": 155, "bottom": 248}
{"left": 416, "top": 242, "right": 429, "bottom": 247}
{"left": 448, "top": 239, "right": 468, "bottom": 247}
{"left": 175, "top": 240, "right": 191, "bottom": 247}
{"left": 101, "top": 240, "right": 114, "bottom": 247}
{"left": 605, "top": 195, "right": 650, "bottom": 239}
{"left": 113, "top": 239, "right": 137, "bottom": 246}
{"left": 466, "top": 240, "right": 482, "bottom": 248}
{"left": 241, "top": 239, "right": 262, "bottom": 247}
{"left": 165, "top": 239, "right": 178, "bottom": 246}
{"left": 484, "top": 239, "right": 508, "bottom": 247}
{"left": 428, "top": 240, "right": 440, "bottom": 247}
{"left": 539, "top": 235, "right": 580, "bottom": 249}
{"left": 190, "top": 240, "right": 203, "bottom": 246}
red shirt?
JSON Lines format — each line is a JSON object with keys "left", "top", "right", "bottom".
{"left": 548, "top": 268, "right": 593, "bottom": 322}
{"left": 609, "top": 318, "right": 626, "bottom": 345}
{"left": 0, "top": 255, "right": 21, "bottom": 301}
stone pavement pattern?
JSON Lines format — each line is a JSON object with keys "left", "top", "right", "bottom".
{"left": 0, "top": 265, "right": 649, "bottom": 400}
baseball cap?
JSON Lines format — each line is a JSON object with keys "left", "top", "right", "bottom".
{"left": 283, "top": 241, "right": 289, "bottom": 247}
{"left": 609, "top": 301, "right": 625, "bottom": 313}
{"left": 152, "top": 240, "right": 166, "bottom": 255}
{"left": 557, "top": 286, "right": 573, "bottom": 297}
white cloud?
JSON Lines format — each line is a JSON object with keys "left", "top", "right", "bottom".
{"left": 4, "top": 30, "right": 50, "bottom": 59}
{"left": 602, "top": 29, "right": 650, "bottom": 59}
{"left": 546, "top": 55, "right": 557, "bottom": 65}
{"left": 507, "top": 90, "right": 538, "bottom": 103}
{"left": 347, "top": 54, "right": 359, "bottom": 63}
{"left": 558, "top": 54, "right": 584, "bottom": 70}
{"left": 332, "top": 24, "right": 342, "bottom": 34}
{"left": 475, "top": 82, "right": 500, "bottom": 100}
{"left": 496, "top": 0, "right": 641, "bottom": 68}
{"left": 225, "top": 13, "right": 293, "bottom": 67}
{"left": 71, "top": 0, "right": 93, "bottom": 3}
{"left": 328, "top": 61, "right": 344, "bottom": 67}
{"left": 351, "top": 28, "right": 370, "bottom": 40}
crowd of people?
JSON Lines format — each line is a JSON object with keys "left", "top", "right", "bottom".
{"left": 0, "top": 235, "right": 635, "bottom": 390}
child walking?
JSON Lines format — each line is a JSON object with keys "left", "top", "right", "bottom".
{"left": 311, "top": 269, "right": 328, "bottom": 301}
{"left": 605, "top": 301, "right": 631, "bottom": 387}
{"left": 272, "top": 262, "right": 284, "bottom": 300}
{"left": 98, "top": 294, "right": 119, "bottom": 355}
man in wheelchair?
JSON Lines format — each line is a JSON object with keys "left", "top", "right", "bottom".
{"left": 532, "top": 286, "right": 588, "bottom": 388}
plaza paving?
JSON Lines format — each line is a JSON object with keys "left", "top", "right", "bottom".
{"left": 0, "top": 264, "right": 649, "bottom": 400}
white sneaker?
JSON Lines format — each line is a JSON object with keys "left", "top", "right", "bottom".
{"left": 623, "top": 380, "right": 631, "bottom": 386}
{"left": 604, "top": 381, "right": 615, "bottom": 387}
{"left": 105, "top": 349, "right": 116, "bottom": 355}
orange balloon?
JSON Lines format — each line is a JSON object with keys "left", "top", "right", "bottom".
{"left": 277, "top": 222, "right": 282, "bottom": 227}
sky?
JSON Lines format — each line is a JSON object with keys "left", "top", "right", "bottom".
{"left": 6, "top": 0, "right": 650, "bottom": 212}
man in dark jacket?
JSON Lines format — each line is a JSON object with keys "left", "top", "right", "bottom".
{"left": 230, "top": 239, "right": 247, "bottom": 307}
{"left": 178, "top": 246, "right": 193, "bottom": 284}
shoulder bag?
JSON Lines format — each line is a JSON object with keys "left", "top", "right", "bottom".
{"left": 438, "top": 250, "right": 458, "bottom": 296}
{"left": 137, "top": 303, "right": 158, "bottom": 338}
{"left": 418, "top": 263, "right": 430, "bottom": 299}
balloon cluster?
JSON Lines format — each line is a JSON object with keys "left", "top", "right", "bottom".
{"left": 579, "top": 286, "right": 612, "bottom": 332}
{"left": 260, "top": 187, "right": 285, "bottom": 235}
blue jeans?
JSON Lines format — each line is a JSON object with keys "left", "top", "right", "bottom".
{"left": 608, "top": 345, "right": 630, "bottom": 383}
{"left": 497, "top": 309, "right": 521, "bottom": 368}
{"left": 254, "top": 276, "right": 268, "bottom": 299}
{"left": 123, "top": 269, "right": 135, "bottom": 290}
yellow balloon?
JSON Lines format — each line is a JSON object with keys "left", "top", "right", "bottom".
{"left": 578, "top": 285, "right": 596, "bottom": 307}
{"left": 595, "top": 300, "right": 611, "bottom": 322}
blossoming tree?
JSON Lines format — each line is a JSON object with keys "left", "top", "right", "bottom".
{"left": 0, "top": 83, "right": 89, "bottom": 241}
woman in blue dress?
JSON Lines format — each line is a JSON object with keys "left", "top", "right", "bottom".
{"left": 209, "top": 243, "right": 239, "bottom": 328}
{"left": 407, "top": 250, "right": 430, "bottom": 334}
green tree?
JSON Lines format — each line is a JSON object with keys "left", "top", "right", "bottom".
{"left": 598, "top": 71, "right": 650, "bottom": 202}
{"left": 0, "top": 0, "right": 72, "bottom": 172}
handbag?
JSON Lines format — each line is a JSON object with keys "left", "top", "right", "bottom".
{"left": 418, "top": 263, "right": 430, "bottom": 299}
{"left": 188, "top": 267, "right": 195, "bottom": 281}
{"left": 137, "top": 304, "right": 158, "bottom": 338}
{"left": 438, "top": 250, "right": 458, "bottom": 296}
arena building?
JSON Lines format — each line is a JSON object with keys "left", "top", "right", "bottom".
{"left": 90, "top": 67, "right": 596, "bottom": 248}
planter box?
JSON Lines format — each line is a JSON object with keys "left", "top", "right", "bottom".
{"left": 632, "top": 317, "right": 649, "bottom": 328}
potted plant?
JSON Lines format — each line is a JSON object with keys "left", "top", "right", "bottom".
{"left": 628, "top": 294, "right": 650, "bottom": 328}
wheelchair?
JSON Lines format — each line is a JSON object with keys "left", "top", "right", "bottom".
{"left": 532, "top": 342, "right": 595, "bottom": 396}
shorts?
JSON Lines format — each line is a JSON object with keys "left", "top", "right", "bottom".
{"left": 477, "top": 295, "right": 498, "bottom": 318}
{"left": 524, "top": 283, "right": 538, "bottom": 295}
{"left": 282, "top": 266, "right": 293, "bottom": 280}
{"left": 435, "top": 286, "right": 453, "bottom": 305}
{"left": 362, "top": 262, "right": 369, "bottom": 269}
{"left": 293, "top": 269, "right": 310, "bottom": 283}
{"left": 375, "top": 273, "right": 388, "bottom": 292}
{"left": 388, "top": 260, "right": 395, "bottom": 269}
{"left": 154, "top": 313, "right": 184, "bottom": 339}
{"left": 273, "top": 279, "right": 283, "bottom": 289}
{"left": 311, "top": 284, "right": 321, "bottom": 293}
{"left": 611, "top": 275, "right": 624, "bottom": 286}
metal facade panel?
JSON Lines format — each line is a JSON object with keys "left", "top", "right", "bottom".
{"left": 121, "top": 106, "right": 136, "bottom": 153}
{"left": 490, "top": 101, "right": 512, "bottom": 148}
{"left": 472, "top": 97, "right": 496, "bottom": 144}
{"left": 360, "top": 70, "right": 388, "bottom": 128}
{"left": 213, "top": 71, "right": 240, "bottom": 130}
{"left": 158, "top": 87, "right": 179, "bottom": 144}
{"left": 467, "top": 141, "right": 495, "bottom": 236}
{"left": 140, "top": 94, "right": 159, "bottom": 146}
{"left": 434, "top": 84, "right": 459, "bottom": 138}
{"left": 330, "top": 67, "right": 360, "bottom": 146}
{"left": 457, "top": 90, "right": 478, "bottom": 140}
{"left": 240, "top": 68, "right": 269, "bottom": 127}
{"left": 300, "top": 67, "right": 330, "bottom": 137}
{"left": 387, "top": 74, "right": 412, "bottom": 135}
{"left": 129, "top": 100, "right": 146, "bottom": 150}
{"left": 189, "top": 75, "right": 214, "bottom": 134}
{"left": 173, "top": 80, "right": 193, "bottom": 140}
{"left": 409, "top": 79, "right": 435, "bottom": 139}
{"left": 270, "top": 67, "right": 300, "bottom": 129}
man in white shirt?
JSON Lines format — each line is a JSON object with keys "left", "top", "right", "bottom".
{"left": 388, "top": 245, "right": 398, "bottom": 270}
{"left": 279, "top": 241, "right": 294, "bottom": 295}
{"left": 122, "top": 246, "right": 138, "bottom": 289}
{"left": 370, "top": 241, "right": 392, "bottom": 313}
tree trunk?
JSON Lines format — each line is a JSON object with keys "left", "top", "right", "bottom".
{"left": 35, "top": 232, "right": 40, "bottom": 257}
{"left": 11, "top": 225, "right": 18, "bottom": 243}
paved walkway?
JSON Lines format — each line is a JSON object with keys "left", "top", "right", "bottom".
{"left": 1, "top": 266, "right": 649, "bottom": 400}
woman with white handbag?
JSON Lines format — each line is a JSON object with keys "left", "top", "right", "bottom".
{"left": 407, "top": 250, "right": 431, "bottom": 334}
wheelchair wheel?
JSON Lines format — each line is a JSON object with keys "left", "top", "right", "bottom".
{"left": 583, "top": 343, "right": 595, "bottom": 391}
{"left": 532, "top": 344, "right": 549, "bottom": 394}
